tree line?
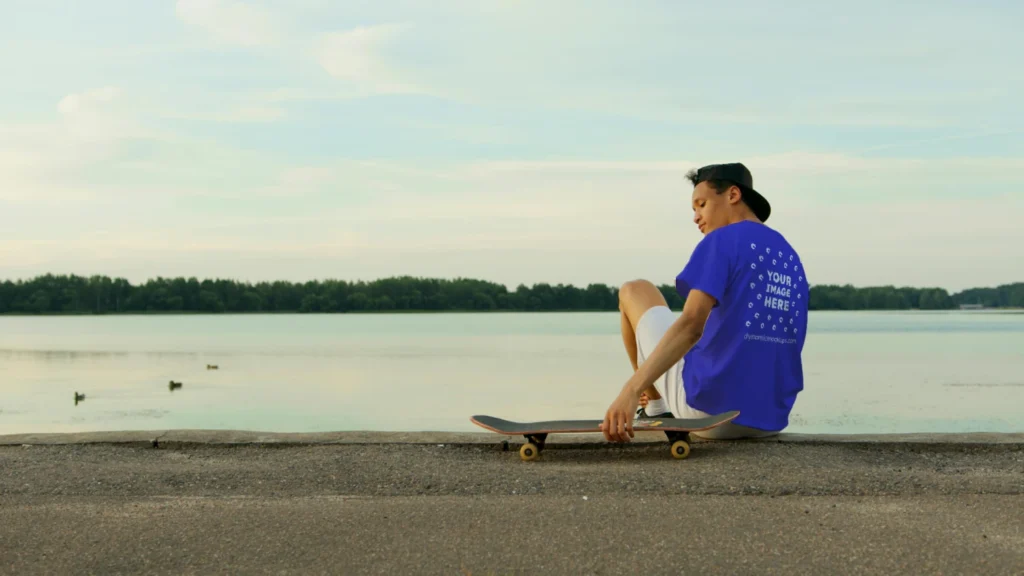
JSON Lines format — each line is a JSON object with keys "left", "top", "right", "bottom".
{"left": 0, "top": 274, "right": 1020, "bottom": 314}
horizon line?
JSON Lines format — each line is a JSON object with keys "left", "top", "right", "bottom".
{"left": 2, "top": 272, "right": 1021, "bottom": 295}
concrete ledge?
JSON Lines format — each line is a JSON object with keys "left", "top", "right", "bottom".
{"left": 773, "top": 432, "right": 1024, "bottom": 444}
{"left": 1, "top": 429, "right": 1022, "bottom": 446}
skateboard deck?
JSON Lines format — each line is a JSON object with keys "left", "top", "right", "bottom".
{"left": 470, "top": 410, "right": 739, "bottom": 461}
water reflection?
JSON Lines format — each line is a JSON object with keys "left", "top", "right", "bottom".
{"left": 0, "top": 349, "right": 201, "bottom": 360}
{"left": 943, "top": 383, "right": 1024, "bottom": 388}
{"left": 0, "top": 312, "right": 1022, "bottom": 435}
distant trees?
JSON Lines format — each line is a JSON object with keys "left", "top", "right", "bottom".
{"left": 807, "top": 284, "right": 955, "bottom": 311}
{"left": 954, "top": 284, "right": 1024, "bottom": 308}
{"left": 0, "top": 274, "right": 1019, "bottom": 314}
{"left": 807, "top": 282, "right": 1022, "bottom": 310}
{"left": 0, "top": 275, "right": 634, "bottom": 314}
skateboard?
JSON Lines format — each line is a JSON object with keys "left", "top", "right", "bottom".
{"left": 470, "top": 410, "right": 740, "bottom": 461}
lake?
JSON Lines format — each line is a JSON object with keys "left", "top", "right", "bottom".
{"left": 1, "top": 311, "right": 1022, "bottom": 436}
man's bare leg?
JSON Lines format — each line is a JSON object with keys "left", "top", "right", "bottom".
{"left": 618, "top": 279, "right": 670, "bottom": 404}
{"left": 620, "top": 308, "right": 657, "bottom": 409}
{"left": 620, "top": 309, "right": 641, "bottom": 372}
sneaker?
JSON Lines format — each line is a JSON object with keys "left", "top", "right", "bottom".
{"left": 635, "top": 407, "right": 673, "bottom": 420}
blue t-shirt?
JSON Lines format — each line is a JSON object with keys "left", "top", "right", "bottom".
{"left": 675, "top": 221, "right": 809, "bottom": 431}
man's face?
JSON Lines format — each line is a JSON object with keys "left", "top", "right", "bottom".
{"left": 691, "top": 181, "right": 737, "bottom": 235}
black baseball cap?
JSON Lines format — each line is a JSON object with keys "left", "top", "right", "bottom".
{"left": 692, "top": 162, "right": 771, "bottom": 223}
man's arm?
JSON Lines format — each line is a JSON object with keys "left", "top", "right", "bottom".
{"left": 601, "top": 289, "right": 717, "bottom": 442}
{"left": 627, "top": 288, "right": 715, "bottom": 396}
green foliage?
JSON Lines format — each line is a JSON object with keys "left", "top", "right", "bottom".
{"left": 953, "top": 284, "right": 1024, "bottom": 308}
{"left": 806, "top": 283, "right": 1024, "bottom": 310}
{"left": 0, "top": 274, "right": 1020, "bottom": 314}
{"left": 0, "top": 274, "right": 632, "bottom": 314}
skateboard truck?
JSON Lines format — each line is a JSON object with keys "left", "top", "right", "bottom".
{"left": 520, "top": 433, "right": 548, "bottom": 461}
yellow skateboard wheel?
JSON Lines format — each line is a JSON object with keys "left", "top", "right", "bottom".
{"left": 519, "top": 442, "right": 540, "bottom": 461}
{"left": 671, "top": 440, "right": 690, "bottom": 459}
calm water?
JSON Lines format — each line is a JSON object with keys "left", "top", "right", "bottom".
{"left": 1, "top": 311, "right": 1023, "bottom": 435}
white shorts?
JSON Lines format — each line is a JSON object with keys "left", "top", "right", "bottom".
{"left": 634, "top": 305, "right": 779, "bottom": 440}
{"left": 634, "top": 305, "right": 710, "bottom": 420}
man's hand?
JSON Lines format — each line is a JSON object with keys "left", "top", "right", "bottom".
{"left": 600, "top": 385, "right": 641, "bottom": 442}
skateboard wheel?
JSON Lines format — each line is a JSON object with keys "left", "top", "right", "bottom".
{"left": 671, "top": 440, "right": 690, "bottom": 460}
{"left": 520, "top": 443, "right": 540, "bottom": 461}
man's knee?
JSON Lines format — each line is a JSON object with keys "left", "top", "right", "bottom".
{"left": 618, "top": 279, "right": 668, "bottom": 324}
{"left": 618, "top": 279, "right": 658, "bottom": 306}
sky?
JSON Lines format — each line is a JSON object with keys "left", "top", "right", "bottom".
{"left": 1, "top": 0, "right": 1022, "bottom": 293}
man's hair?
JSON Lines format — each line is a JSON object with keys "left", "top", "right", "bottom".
{"left": 685, "top": 168, "right": 740, "bottom": 196}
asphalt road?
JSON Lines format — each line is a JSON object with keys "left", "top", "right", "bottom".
{"left": 1, "top": 439, "right": 1022, "bottom": 574}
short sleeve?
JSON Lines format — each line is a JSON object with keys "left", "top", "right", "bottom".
{"left": 675, "top": 231, "right": 732, "bottom": 305}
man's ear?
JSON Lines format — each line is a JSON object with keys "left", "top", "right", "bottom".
{"left": 728, "top": 186, "right": 743, "bottom": 206}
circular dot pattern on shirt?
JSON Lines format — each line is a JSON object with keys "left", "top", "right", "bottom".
{"left": 744, "top": 242, "right": 806, "bottom": 343}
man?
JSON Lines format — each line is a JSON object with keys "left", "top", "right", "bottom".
{"left": 600, "top": 162, "right": 808, "bottom": 443}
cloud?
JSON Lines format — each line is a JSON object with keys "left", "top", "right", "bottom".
{"left": 276, "top": 166, "right": 333, "bottom": 186}
{"left": 470, "top": 161, "right": 691, "bottom": 174}
{"left": 313, "top": 24, "right": 426, "bottom": 95}
{"left": 227, "top": 106, "right": 285, "bottom": 123}
{"left": 397, "top": 119, "right": 515, "bottom": 146}
{"left": 861, "top": 129, "right": 1024, "bottom": 154}
{"left": 281, "top": 2, "right": 1018, "bottom": 129}
{"left": 0, "top": 232, "right": 370, "bottom": 272}
{"left": 0, "top": 86, "right": 227, "bottom": 204}
{"left": 4, "top": 149, "right": 1023, "bottom": 290}
{"left": 178, "top": 105, "right": 285, "bottom": 124}
{"left": 175, "top": 0, "right": 277, "bottom": 46}
{"left": 49, "top": 87, "right": 142, "bottom": 150}
{"left": 157, "top": 91, "right": 289, "bottom": 124}
{"left": 318, "top": 154, "right": 1024, "bottom": 288}
{"left": 1, "top": 87, "right": 141, "bottom": 202}
{"left": 56, "top": 87, "right": 120, "bottom": 116}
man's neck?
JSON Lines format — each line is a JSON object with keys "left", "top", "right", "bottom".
{"left": 727, "top": 213, "right": 762, "bottom": 226}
